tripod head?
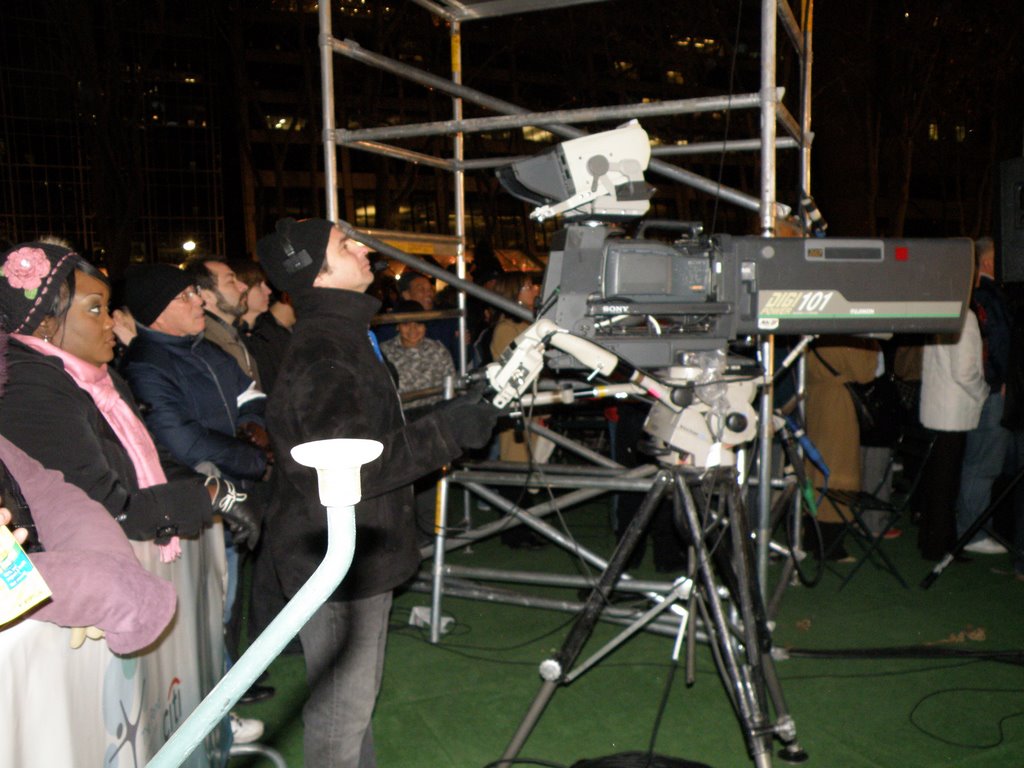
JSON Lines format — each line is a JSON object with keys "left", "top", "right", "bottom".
{"left": 482, "top": 317, "right": 761, "bottom": 470}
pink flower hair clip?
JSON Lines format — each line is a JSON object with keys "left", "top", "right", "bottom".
{"left": 2, "top": 247, "right": 53, "bottom": 298}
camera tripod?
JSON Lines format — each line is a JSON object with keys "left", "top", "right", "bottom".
{"left": 495, "top": 463, "right": 806, "bottom": 768}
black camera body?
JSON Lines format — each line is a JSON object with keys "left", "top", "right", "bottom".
{"left": 539, "top": 222, "right": 973, "bottom": 370}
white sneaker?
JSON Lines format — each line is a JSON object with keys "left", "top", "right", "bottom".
{"left": 230, "top": 712, "right": 264, "bottom": 744}
{"left": 963, "top": 536, "right": 1008, "bottom": 555}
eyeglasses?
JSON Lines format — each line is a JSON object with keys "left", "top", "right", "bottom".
{"left": 175, "top": 287, "right": 201, "bottom": 302}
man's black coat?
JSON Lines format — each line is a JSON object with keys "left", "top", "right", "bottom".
{"left": 266, "top": 289, "right": 464, "bottom": 600}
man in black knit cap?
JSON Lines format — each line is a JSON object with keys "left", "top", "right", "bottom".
{"left": 256, "top": 218, "right": 498, "bottom": 768}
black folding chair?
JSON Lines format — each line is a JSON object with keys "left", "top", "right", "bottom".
{"left": 820, "top": 428, "right": 936, "bottom": 589}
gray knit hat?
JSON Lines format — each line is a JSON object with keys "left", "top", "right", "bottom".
{"left": 257, "top": 217, "right": 333, "bottom": 293}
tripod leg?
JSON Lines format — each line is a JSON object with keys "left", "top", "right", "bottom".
{"left": 674, "top": 473, "right": 774, "bottom": 767}
{"left": 498, "top": 471, "right": 673, "bottom": 764}
{"left": 759, "top": 654, "right": 808, "bottom": 763}
{"left": 498, "top": 680, "right": 558, "bottom": 768}
{"left": 721, "top": 475, "right": 808, "bottom": 762}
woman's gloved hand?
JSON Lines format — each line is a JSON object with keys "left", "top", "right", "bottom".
{"left": 441, "top": 397, "right": 502, "bottom": 450}
{"left": 205, "top": 476, "right": 261, "bottom": 548}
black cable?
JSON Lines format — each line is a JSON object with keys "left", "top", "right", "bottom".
{"left": 779, "top": 654, "right": 1024, "bottom": 754}
{"left": 778, "top": 658, "right": 984, "bottom": 682}
{"left": 770, "top": 423, "right": 824, "bottom": 586}
{"left": 509, "top": 380, "right": 634, "bottom": 604}
{"left": 568, "top": 753, "right": 713, "bottom": 768}
{"left": 482, "top": 758, "right": 567, "bottom": 768}
{"left": 909, "top": 687, "right": 1024, "bottom": 749}
{"left": 783, "top": 646, "right": 1024, "bottom": 664}
{"left": 394, "top": 609, "right": 578, "bottom": 655}
{"left": 644, "top": 660, "right": 679, "bottom": 760}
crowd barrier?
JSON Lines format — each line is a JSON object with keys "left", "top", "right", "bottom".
{"left": 0, "top": 525, "right": 229, "bottom": 768}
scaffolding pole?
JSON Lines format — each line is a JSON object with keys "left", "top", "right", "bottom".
{"left": 318, "top": 2, "right": 339, "bottom": 221}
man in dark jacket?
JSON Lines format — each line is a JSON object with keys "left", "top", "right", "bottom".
{"left": 119, "top": 262, "right": 272, "bottom": 739}
{"left": 184, "top": 255, "right": 263, "bottom": 388}
{"left": 257, "top": 217, "right": 497, "bottom": 768}
{"left": 120, "top": 264, "right": 268, "bottom": 483}
{"left": 957, "top": 237, "right": 1013, "bottom": 554}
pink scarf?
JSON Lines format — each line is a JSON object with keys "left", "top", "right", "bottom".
{"left": 14, "top": 334, "right": 182, "bottom": 561}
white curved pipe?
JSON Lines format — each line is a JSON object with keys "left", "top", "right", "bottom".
{"left": 148, "top": 438, "right": 382, "bottom": 767}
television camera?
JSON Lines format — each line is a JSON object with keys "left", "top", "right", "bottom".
{"left": 485, "top": 121, "right": 973, "bottom": 466}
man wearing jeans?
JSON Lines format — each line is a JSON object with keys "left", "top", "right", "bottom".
{"left": 257, "top": 218, "right": 498, "bottom": 767}
{"left": 957, "top": 238, "right": 1013, "bottom": 555}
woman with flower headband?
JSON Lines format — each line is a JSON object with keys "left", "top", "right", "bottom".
{"left": 0, "top": 328, "right": 175, "bottom": 653}
{"left": 0, "top": 241, "right": 259, "bottom": 557}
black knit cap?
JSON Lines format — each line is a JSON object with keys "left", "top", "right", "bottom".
{"left": 0, "top": 242, "right": 80, "bottom": 334}
{"left": 123, "top": 263, "right": 196, "bottom": 327}
{"left": 256, "top": 217, "right": 333, "bottom": 293}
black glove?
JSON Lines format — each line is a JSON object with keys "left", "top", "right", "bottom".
{"left": 206, "top": 476, "right": 261, "bottom": 549}
{"left": 443, "top": 399, "right": 501, "bottom": 450}
{"left": 434, "top": 379, "right": 489, "bottom": 412}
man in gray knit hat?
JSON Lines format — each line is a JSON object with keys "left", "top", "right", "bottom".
{"left": 257, "top": 217, "right": 498, "bottom": 767}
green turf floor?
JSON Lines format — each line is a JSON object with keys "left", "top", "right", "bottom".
{"left": 229, "top": 500, "right": 1024, "bottom": 768}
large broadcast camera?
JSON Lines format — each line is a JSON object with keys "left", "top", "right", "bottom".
{"left": 497, "top": 121, "right": 973, "bottom": 372}
{"left": 487, "top": 120, "right": 972, "bottom": 465}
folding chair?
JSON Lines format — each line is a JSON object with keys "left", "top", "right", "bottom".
{"left": 820, "top": 427, "right": 936, "bottom": 589}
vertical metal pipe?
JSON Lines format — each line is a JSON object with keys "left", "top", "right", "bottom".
{"left": 430, "top": 374, "right": 456, "bottom": 644}
{"left": 319, "top": 3, "right": 339, "bottom": 220}
{"left": 429, "top": 474, "right": 450, "bottom": 645}
{"left": 760, "top": 0, "right": 779, "bottom": 235}
{"left": 792, "top": 0, "right": 814, "bottom": 577}
{"left": 755, "top": 0, "right": 780, "bottom": 595}
{"left": 800, "top": 0, "right": 814, "bottom": 196}
{"left": 451, "top": 21, "right": 468, "bottom": 377}
{"left": 758, "top": 338, "right": 774, "bottom": 597}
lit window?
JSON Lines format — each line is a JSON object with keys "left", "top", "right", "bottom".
{"left": 928, "top": 122, "right": 939, "bottom": 141}
{"left": 265, "top": 115, "right": 307, "bottom": 131}
{"left": 955, "top": 125, "right": 967, "bottom": 142}
{"left": 522, "top": 127, "right": 553, "bottom": 143}
{"left": 666, "top": 70, "right": 685, "bottom": 85}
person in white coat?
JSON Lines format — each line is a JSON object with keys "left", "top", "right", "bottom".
{"left": 917, "top": 308, "right": 988, "bottom": 560}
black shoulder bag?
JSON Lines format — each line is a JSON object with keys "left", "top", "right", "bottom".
{"left": 813, "top": 348, "right": 899, "bottom": 447}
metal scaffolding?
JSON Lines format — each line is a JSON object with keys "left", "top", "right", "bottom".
{"left": 313, "top": 4, "right": 816, "bottom": 764}
{"left": 315, "top": 0, "right": 815, "bottom": 595}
